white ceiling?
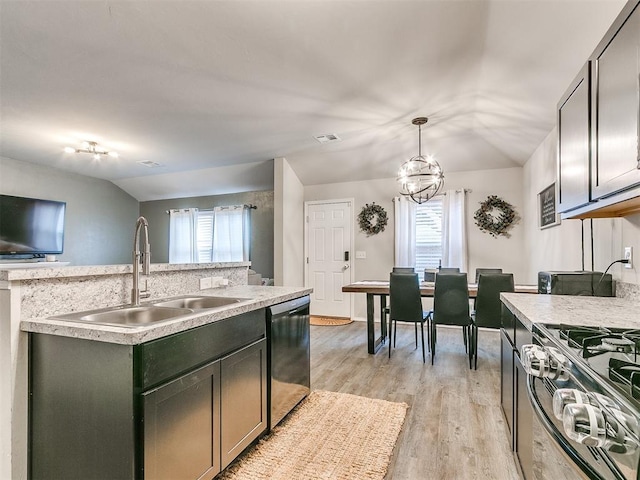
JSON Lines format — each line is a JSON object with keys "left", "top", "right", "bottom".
{"left": 0, "top": 0, "right": 627, "bottom": 201}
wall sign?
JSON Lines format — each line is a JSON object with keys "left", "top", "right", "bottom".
{"left": 538, "top": 183, "right": 560, "bottom": 229}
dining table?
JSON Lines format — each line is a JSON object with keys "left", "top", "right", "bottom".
{"left": 341, "top": 280, "right": 539, "bottom": 354}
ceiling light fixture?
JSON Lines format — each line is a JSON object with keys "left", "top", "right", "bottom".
{"left": 64, "top": 141, "right": 119, "bottom": 160}
{"left": 397, "top": 117, "right": 444, "bottom": 204}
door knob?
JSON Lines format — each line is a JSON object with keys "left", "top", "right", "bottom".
{"left": 343, "top": 264, "right": 350, "bottom": 270}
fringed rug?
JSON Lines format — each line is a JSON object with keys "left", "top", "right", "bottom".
{"left": 309, "top": 316, "right": 353, "bottom": 326}
{"left": 218, "top": 390, "right": 408, "bottom": 480}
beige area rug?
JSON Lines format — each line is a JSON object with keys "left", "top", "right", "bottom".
{"left": 309, "top": 315, "right": 353, "bottom": 326}
{"left": 219, "top": 390, "right": 408, "bottom": 480}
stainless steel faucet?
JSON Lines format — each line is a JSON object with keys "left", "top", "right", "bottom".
{"left": 132, "top": 216, "right": 151, "bottom": 306}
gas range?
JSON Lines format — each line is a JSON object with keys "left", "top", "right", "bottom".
{"left": 538, "top": 324, "right": 640, "bottom": 413}
{"left": 521, "top": 323, "right": 640, "bottom": 480}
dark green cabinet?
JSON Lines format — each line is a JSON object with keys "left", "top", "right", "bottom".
{"left": 29, "top": 308, "right": 267, "bottom": 480}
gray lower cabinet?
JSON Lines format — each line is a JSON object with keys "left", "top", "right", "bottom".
{"left": 499, "top": 329, "right": 515, "bottom": 446}
{"left": 220, "top": 340, "right": 267, "bottom": 469}
{"left": 29, "top": 308, "right": 267, "bottom": 480}
{"left": 590, "top": 1, "right": 640, "bottom": 200}
{"left": 143, "top": 338, "right": 267, "bottom": 479}
{"left": 143, "top": 360, "right": 221, "bottom": 480}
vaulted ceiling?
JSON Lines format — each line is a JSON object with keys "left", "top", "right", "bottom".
{"left": 0, "top": 0, "right": 626, "bottom": 201}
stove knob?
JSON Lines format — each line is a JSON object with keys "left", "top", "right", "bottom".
{"left": 520, "top": 344, "right": 548, "bottom": 377}
{"left": 546, "top": 347, "right": 570, "bottom": 381}
{"left": 563, "top": 403, "right": 638, "bottom": 453}
{"left": 563, "top": 403, "right": 607, "bottom": 448}
{"left": 520, "top": 344, "right": 568, "bottom": 380}
{"left": 553, "top": 389, "right": 594, "bottom": 420}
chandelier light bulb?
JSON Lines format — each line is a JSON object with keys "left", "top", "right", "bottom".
{"left": 108, "top": 151, "right": 119, "bottom": 158}
{"left": 63, "top": 146, "right": 75, "bottom": 153}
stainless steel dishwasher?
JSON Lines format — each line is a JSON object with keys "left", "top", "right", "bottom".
{"left": 267, "top": 295, "right": 311, "bottom": 429}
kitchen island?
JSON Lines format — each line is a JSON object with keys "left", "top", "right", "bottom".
{"left": 1, "top": 262, "right": 311, "bottom": 480}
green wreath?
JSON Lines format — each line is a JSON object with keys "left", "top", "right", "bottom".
{"left": 473, "top": 195, "right": 518, "bottom": 238}
{"left": 358, "top": 203, "right": 388, "bottom": 236}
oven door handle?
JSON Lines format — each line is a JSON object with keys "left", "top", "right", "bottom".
{"left": 526, "top": 374, "right": 616, "bottom": 480}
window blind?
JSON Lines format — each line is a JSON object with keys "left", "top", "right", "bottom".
{"left": 415, "top": 197, "right": 443, "bottom": 273}
{"left": 196, "top": 210, "right": 214, "bottom": 262}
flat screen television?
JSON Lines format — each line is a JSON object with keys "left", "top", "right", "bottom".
{"left": 0, "top": 194, "right": 66, "bottom": 256}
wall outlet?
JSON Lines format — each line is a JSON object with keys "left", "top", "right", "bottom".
{"left": 221, "top": 278, "right": 229, "bottom": 286}
{"left": 355, "top": 251, "right": 366, "bottom": 259}
{"left": 200, "top": 277, "right": 213, "bottom": 289}
{"left": 211, "top": 276, "right": 224, "bottom": 287}
{"left": 624, "top": 247, "right": 633, "bottom": 269}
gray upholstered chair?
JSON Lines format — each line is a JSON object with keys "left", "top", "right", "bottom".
{"left": 388, "top": 272, "right": 430, "bottom": 363}
{"left": 474, "top": 268, "right": 503, "bottom": 283}
{"left": 438, "top": 267, "right": 460, "bottom": 274}
{"left": 471, "top": 273, "right": 514, "bottom": 369}
{"left": 429, "top": 272, "right": 474, "bottom": 368}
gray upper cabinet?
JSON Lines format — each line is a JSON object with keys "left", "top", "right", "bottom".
{"left": 590, "top": 1, "right": 640, "bottom": 200}
{"left": 558, "top": 63, "right": 591, "bottom": 213}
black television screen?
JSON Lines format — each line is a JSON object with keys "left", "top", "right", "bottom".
{"left": 0, "top": 194, "right": 66, "bottom": 256}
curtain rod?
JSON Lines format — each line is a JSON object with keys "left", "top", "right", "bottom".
{"left": 165, "top": 204, "right": 257, "bottom": 214}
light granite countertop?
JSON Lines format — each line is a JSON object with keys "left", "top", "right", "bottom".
{"left": 21, "top": 285, "right": 312, "bottom": 345}
{"left": 501, "top": 292, "right": 640, "bottom": 332}
{"left": 1, "top": 261, "right": 250, "bottom": 281}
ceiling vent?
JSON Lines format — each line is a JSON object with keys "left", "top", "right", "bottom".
{"left": 138, "top": 160, "right": 163, "bottom": 168}
{"left": 314, "top": 134, "right": 341, "bottom": 144}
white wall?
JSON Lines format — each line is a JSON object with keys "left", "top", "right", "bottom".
{"left": 523, "top": 128, "right": 640, "bottom": 285}
{"left": 0, "top": 156, "right": 139, "bottom": 265}
{"left": 274, "top": 158, "right": 305, "bottom": 286}
{"left": 305, "top": 167, "right": 526, "bottom": 320}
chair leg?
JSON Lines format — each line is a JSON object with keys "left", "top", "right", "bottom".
{"left": 463, "top": 325, "right": 468, "bottom": 353}
{"left": 474, "top": 325, "right": 478, "bottom": 370}
{"left": 468, "top": 327, "right": 473, "bottom": 369}
{"left": 414, "top": 323, "right": 418, "bottom": 349}
{"left": 388, "top": 318, "right": 394, "bottom": 358}
{"left": 430, "top": 323, "right": 436, "bottom": 365}
{"left": 420, "top": 322, "right": 425, "bottom": 363}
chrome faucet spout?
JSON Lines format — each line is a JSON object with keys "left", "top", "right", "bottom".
{"left": 132, "top": 216, "right": 151, "bottom": 306}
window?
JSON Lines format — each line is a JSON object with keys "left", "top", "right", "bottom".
{"left": 170, "top": 205, "right": 250, "bottom": 264}
{"left": 415, "top": 197, "right": 443, "bottom": 273}
{"left": 195, "top": 206, "right": 249, "bottom": 263}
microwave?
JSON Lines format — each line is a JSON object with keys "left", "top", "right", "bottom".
{"left": 538, "top": 271, "right": 613, "bottom": 297}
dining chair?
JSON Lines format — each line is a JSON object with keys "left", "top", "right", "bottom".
{"left": 388, "top": 272, "right": 430, "bottom": 363}
{"left": 392, "top": 267, "right": 415, "bottom": 273}
{"left": 474, "top": 268, "right": 503, "bottom": 283}
{"left": 429, "top": 272, "right": 474, "bottom": 368}
{"left": 438, "top": 267, "right": 460, "bottom": 274}
{"left": 471, "top": 273, "right": 514, "bottom": 369}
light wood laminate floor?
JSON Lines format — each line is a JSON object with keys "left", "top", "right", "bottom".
{"left": 310, "top": 321, "right": 521, "bottom": 480}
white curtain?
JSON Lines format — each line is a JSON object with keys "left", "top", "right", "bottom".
{"left": 212, "top": 205, "right": 250, "bottom": 262}
{"left": 442, "top": 189, "right": 468, "bottom": 273}
{"left": 169, "top": 208, "right": 198, "bottom": 263}
{"left": 393, "top": 196, "right": 417, "bottom": 267}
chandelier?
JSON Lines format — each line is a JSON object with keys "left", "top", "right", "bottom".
{"left": 64, "top": 141, "right": 119, "bottom": 160}
{"left": 397, "top": 117, "right": 444, "bottom": 204}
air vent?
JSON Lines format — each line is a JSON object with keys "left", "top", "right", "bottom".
{"left": 137, "top": 160, "right": 163, "bottom": 168}
{"left": 314, "top": 134, "right": 341, "bottom": 144}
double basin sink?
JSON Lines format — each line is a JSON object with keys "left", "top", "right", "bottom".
{"left": 50, "top": 295, "right": 250, "bottom": 328}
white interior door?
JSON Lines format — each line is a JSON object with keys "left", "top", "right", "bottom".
{"left": 305, "top": 200, "right": 352, "bottom": 318}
